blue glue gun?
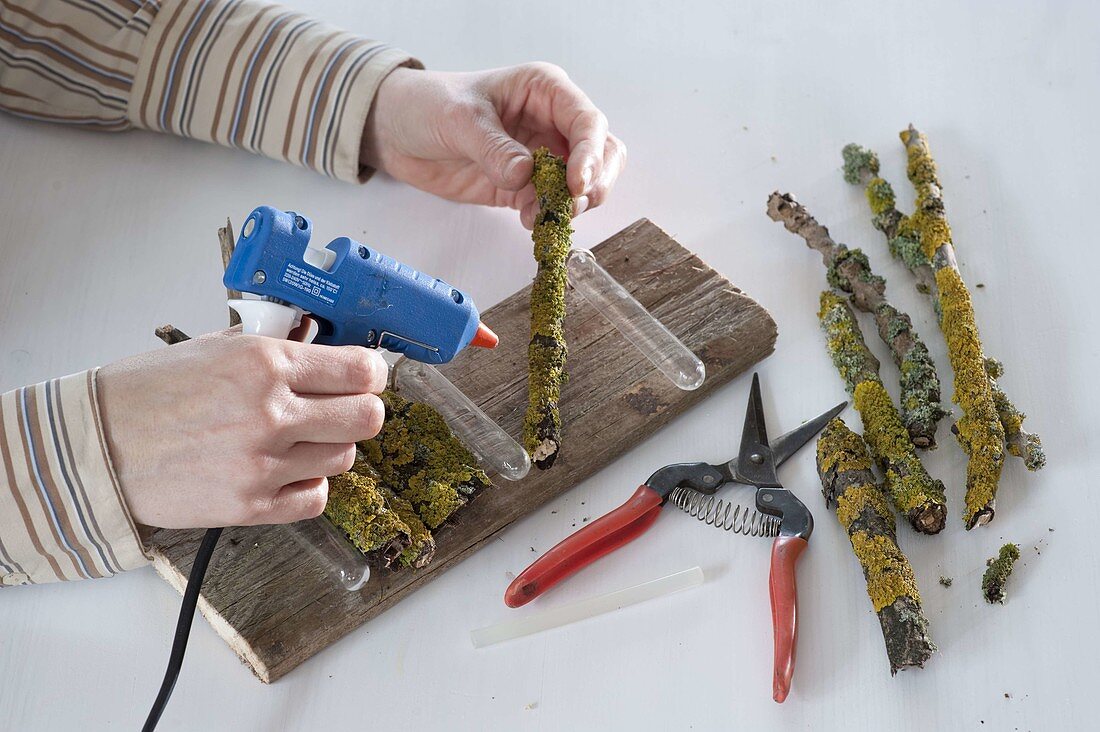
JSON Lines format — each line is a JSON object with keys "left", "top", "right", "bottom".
{"left": 223, "top": 206, "right": 498, "bottom": 363}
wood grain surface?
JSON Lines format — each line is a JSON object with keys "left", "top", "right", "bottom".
{"left": 145, "top": 218, "right": 777, "bottom": 682}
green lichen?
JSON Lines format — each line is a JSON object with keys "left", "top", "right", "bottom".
{"left": 842, "top": 143, "right": 879, "bottom": 185}
{"left": 826, "top": 247, "right": 884, "bottom": 295}
{"left": 523, "top": 147, "right": 571, "bottom": 468}
{"left": 982, "top": 543, "right": 1020, "bottom": 604}
{"left": 851, "top": 532, "right": 922, "bottom": 612}
{"left": 985, "top": 358, "right": 1046, "bottom": 471}
{"left": 888, "top": 233, "right": 931, "bottom": 269}
{"left": 819, "top": 290, "right": 879, "bottom": 391}
{"left": 937, "top": 267, "right": 1005, "bottom": 525}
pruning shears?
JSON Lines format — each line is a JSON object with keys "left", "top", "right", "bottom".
{"left": 504, "top": 373, "right": 846, "bottom": 702}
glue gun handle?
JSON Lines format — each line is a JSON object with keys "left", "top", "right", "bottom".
{"left": 503, "top": 485, "right": 663, "bottom": 608}
{"left": 769, "top": 535, "right": 808, "bottom": 704}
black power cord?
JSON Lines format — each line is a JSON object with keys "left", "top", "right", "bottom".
{"left": 142, "top": 527, "right": 224, "bottom": 732}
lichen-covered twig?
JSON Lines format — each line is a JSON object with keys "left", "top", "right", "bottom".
{"left": 768, "top": 192, "right": 946, "bottom": 447}
{"left": 819, "top": 291, "right": 947, "bottom": 534}
{"left": 842, "top": 144, "right": 939, "bottom": 300}
{"left": 843, "top": 132, "right": 1043, "bottom": 527}
{"left": 982, "top": 542, "right": 1020, "bottom": 604}
{"left": 816, "top": 417, "right": 936, "bottom": 674}
{"left": 523, "top": 148, "right": 571, "bottom": 469}
{"left": 985, "top": 359, "right": 1046, "bottom": 470}
{"left": 361, "top": 391, "right": 492, "bottom": 530}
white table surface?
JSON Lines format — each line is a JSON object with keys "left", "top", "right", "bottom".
{"left": 2, "top": 1, "right": 1098, "bottom": 730}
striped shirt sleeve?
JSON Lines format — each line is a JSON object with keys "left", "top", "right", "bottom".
{"left": 1, "top": 370, "right": 147, "bottom": 586}
{"left": 0, "top": 0, "right": 421, "bottom": 182}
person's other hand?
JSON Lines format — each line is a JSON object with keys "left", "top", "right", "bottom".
{"left": 97, "top": 331, "right": 388, "bottom": 529}
{"left": 362, "top": 64, "right": 627, "bottom": 229}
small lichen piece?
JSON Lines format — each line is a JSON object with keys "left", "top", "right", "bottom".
{"left": 939, "top": 576, "right": 953, "bottom": 588}
{"left": 982, "top": 543, "right": 1021, "bottom": 604}
{"left": 523, "top": 147, "right": 571, "bottom": 469}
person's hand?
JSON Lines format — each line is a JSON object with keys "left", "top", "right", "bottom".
{"left": 97, "top": 331, "right": 388, "bottom": 529}
{"left": 362, "top": 63, "right": 627, "bottom": 229}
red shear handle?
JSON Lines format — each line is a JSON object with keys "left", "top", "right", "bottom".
{"left": 769, "top": 536, "right": 808, "bottom": 703}
{"left": 504, "top": 485, "right": 664, "bottom": 608}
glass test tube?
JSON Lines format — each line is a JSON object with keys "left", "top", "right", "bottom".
{"left": 287, "top": 514, "right": 370, "bottom": 591}
{"left": 391, "top": 358, "right": 531, "bottom": 482}
{"left": 567, "top": 248, "right": 705, "bottom": 391}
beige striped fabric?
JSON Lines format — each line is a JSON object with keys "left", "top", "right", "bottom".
{"left": 0, "top": 0, "right": 421, "bottom": 584}
{"left": 0, "top": 371, "right": 146, "bottom": 585}
{"left": 1, "top": 0, "right": 420, "bottom": 181}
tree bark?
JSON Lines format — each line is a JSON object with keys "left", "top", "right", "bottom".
{"left": 819, "top": 291, "right": 947, "bottom": 534}
{"left": 768, "top": 191, "right": 946, "bottom": 448}
{"left": 523, "top": 148, "right": 571, "bottom": 469}
{"left": 816, "top": 417, "right": 936, "bottom": 674}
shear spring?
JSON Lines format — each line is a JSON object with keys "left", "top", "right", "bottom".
{"left": 670, "top": 487, "right": 780, "bottom": 537}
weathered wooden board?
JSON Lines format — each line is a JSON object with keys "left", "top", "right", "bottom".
{"left": 146, "top": 219, "right": 777, "bottom": 682}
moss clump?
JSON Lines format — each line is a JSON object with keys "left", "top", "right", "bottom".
{"left": 819, "top": 292, "right": 946, "bottom": 533}
{"left": 982, "top": 543, "right": 1020, "bottom": 604}
{"left": 523, "top": 147, "right": 572, "bottom": 468}
{"left": 936, "top": 267, "right": 1005, "bottom": 525}
{"left": 325, "top": 390, "right": 490, "bottom": 570}
{"left": 364, "top": 391, "right": 492, "bottom": 530}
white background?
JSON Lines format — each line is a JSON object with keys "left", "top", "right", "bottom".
{"left": 2, "top": 1, "right": 1098, "bottom": 730}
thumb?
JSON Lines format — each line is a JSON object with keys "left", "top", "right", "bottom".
{"left": 457, "top": 109, "right": 533, "bottom": 191}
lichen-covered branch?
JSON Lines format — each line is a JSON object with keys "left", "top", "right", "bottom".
{"left": 523, "top": 148, "right": 571, "bottom": 469}
{"left": 819, "top": 291, "right": 947, "bottom": 534}
{"left": 900, "top": 126, "right": 1007, "bottom": 528}
{"left": 985, "top": 359, "right": 1046, "bottom": 470}
{"left": 361, "top": 391, "right": 492, "bottom": 530}
{"left": 982, "top": 542, "right": 1021, "bottom": 604}
{"left": 816, "top": 417, "right": 936, "bottom": 674}
{"left": 843, "top": 133, "right": 1043, "bottom": 526}
{"left": 767, "top": 191, "right": 946, "bottom": 447}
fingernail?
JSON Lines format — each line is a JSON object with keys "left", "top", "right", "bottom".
{"left": 581, "top": 164, "right": 594, "bottom": 191}
{"left": 575, "top": 196, "right": 589, "bottom": 216}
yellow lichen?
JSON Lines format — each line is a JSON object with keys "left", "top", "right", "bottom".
{"left": 865, "top": 177, "right": 896, "bottom": 217}
{"left": 937, "top": 267, "right": 1005, "bottom": 523}
{"left": 836, "top": 483, "right": 895, "bottom": 530}
{"left": 850, "top": 531, "right": 921, "bottom": 611}
{"left": 854, "top": 380, "right": 946, "bottom": 519}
